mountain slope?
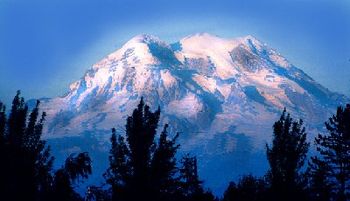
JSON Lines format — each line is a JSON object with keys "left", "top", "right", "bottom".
{"left": 40, "top": 33, "right": 348, "bottom": 193}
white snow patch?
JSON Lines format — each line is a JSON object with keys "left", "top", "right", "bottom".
{"left": 178, "top": 33, "right": 239, "bottom": 79}
{"left": 160, "top": 70, "right": 177, "bottom": 88}
{"left": 269, "top": 52, "right": 291, "bottom": 68}
{"left": 166, "top": 93, "right": 203, "bottom": 118}
{"left": 192, "top": 74, "right": 217, "bottom": 93}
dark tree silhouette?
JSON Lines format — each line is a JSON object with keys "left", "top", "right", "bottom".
{"left": 310, "top": 104, "right": 350, "bottom": 201}
{"left": 10, "top": 91, "right": 350, "bottom": 201}
{"left": 125, "top": 98, "right": 160, "bottom": 201}
{"left": 86, "top": 186, "right": 111, "bottom": 201}
{"left": 179, "top": 154, "right": 215, "bottom": 201}
{"left": 0, "top": 91, "right": 54, "bottom": 201}
{"left": 0, "top": 102, "right": 5, "bottom": 144}
{"left": 266, "top": 109, "right": 309, "bottom": 201}
{"left": 223, "top": 182, "right": 238, "bottom": 201}
{"left": 51, "top": 152, "right": 92, "bottom": 201}
{"left": 150, "top": 124, "right": 180, "bottom": 201}
{"left": 180, "top": 154, "right": 202, "bottom": 197}
{"left": 223, "top": 175, "right": 268, "bottom": 201}
{"left": 104, "top": 128, "right": 131, "bottom": 201}
{"left": 307, "top": 157, "right": 332, "bottom": 201}
{"left": 105, "top": 98, "right": 215, "bottom": 201}
{"left": 105, "top": 98, "right": 172, "bottom": 201}
{"left": 0, "top": 92, "right": 92, "bottom": 201}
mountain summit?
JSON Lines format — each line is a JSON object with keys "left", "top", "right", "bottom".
{"left": 40, "top": 33, "right": 347, "bottom": 193}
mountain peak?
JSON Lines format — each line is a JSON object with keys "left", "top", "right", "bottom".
{"left": 181, "top": 32, "right": 230, "bottom": 44}
{"left": 237, "top": 35, "right": 265, "bottom": 51}
{"left": 39, "top": 32, "right": 348, "bottom": 196}
{"left": 179, "top": 33, "right": 266, "bottom": 55}
{"left": 92, "top": 34, "right": 166, "bottom": 70}
{"left": 127, "top": 34, "right": 164, "bottom": 45}
{"left": 241, "top": 35, "right": 261, "bottom": 43}
{"left": 184, "top": 32, "right": 220, "bottom": 39}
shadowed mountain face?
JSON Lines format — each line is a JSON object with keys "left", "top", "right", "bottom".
{"left": 39, "top": 33, "right": 348, "bottom": 194}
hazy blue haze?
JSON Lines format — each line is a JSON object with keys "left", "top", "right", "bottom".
{"left": 0, "top": 0, "right": 349, "bottom": 105}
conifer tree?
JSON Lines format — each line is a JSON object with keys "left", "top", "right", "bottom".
{"left": 179, "top": 154, "right": 215, "bottom": 201}
{"left": 7, "top": 90, "right": 28, "bottom": 147}
{"left": 0, "top": 92, "right": 90, "bottom": 201}
{"left": 51, "top": 152, "right": 92, "bottom": 201}
{"left": 266, "top": 109, "right": 309, "bottom": 201}
{"left": 105, "top": 98, "right": 163, "bottom": 201}
{"left": 104, "top": 128, "right": 130, "bottom": 201}
{"left": 150, "top": 124, "right": 180, "bottom": 201}
{"left": 180, "top": 154, "right": 202, "bottom": 197}
{"left": 223, "top": 182, "right": 238, "bottom": 201}
{"left": 310, "top": 104, "right": 350, "bottom": 201}
{"left": 0, "top": 102, "right": 5, "bottom": 144}
{"left": 105, "top": 98, "right": 213, "bottom": 201}
{"left": 0, "top": 91, "right": 54, "bottom": 201}
{"left": 85, "top": 186, "right": 111, "bottom": 201}
{"left": 307, "top": 157, "right": 332, "bottom": 201}
{"left": 223, "top": 175, "right": 268, "bottom": 201}
{"left": 125, "top": 98, "right": 160, "bottom": 200}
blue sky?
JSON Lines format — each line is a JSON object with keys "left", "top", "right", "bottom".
{"left": 0, "top": 0, "right": 349, "bottom": 105}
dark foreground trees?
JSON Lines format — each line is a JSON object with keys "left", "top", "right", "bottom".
{"left": 0, "top": 93, "right": 214, "bottom": 201}
{"left": 266, "top": 109, "right": 309, "bottom": 201}
{"left": 223, "top": 175, "right": 268, "bottom": 201}
{"left": 0, "top": 91, "right": 54, "bottom": 201}
{"left": 308, "top": 104, "right": 350, "bottom": 201}
{"left": 50, "top": 152, "right": 92, "bottom": 201}
{"left": 223, "top": 109, "right": 309, "bottom": 201}
{"left": 102, "top": 98, "right": 215, "bottom": 201}
{"left": 0, "top": 91, "right": 91, "bottom": 201}
{"left": 224, "top": 105, "right": 350, "bottom": 201}
{"left": 2, "top": 91, "right": 350, "bottom": 201}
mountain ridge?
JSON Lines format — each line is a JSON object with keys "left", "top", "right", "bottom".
{"left": 38, "top": 33, "right": 348, "bottom": 193}
{"left": 40, "top": 33, "right": 347, "bottom": 138}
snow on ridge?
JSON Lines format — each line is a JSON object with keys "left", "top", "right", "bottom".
{"left": 160, "top": 70, "right": 177, "bottom": 88}
{"left": 237, "top": 35, "right": 292, "bottom": 69}
{"left": 92, "top": 34, "right": 164, "bottom": 70}
{"left": 180, "top": 32, "right": 239, "bottom": 54}
{"left": 128, "top": 34, "right": 166, "bottom": 45}
{"left": 165, "top": 93, "right": 203, "bottom": 119}
{"left": 192, "top": 74, "right": 217, "bottom": 93}
{"left": 178, "top": 33, "right": 240, "bottom": 79}
{"left": 39, "top": 33, "right": 349, "bottom": 196}
{"left": 43, "top": 33, "right": 347, "bottom": 139}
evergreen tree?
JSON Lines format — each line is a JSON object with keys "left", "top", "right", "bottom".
{"left": 180, "top": 154, "right": 202, "bottom": 197}
{"left": 150, "top": 124, "right": 180, "bottom": 201}
{"left": 223, "top": 182, "right": 238, "bottom": 201}
{"left": 86, "top": 186, "right": 111, "bottom": 201}
{"left": 223, "top": 175, "right": 268, "bottom": 201}
{"left": 0, "top": 91, "right": 54, "bottom": 201}
{"left": 266, "top": 109, "right": 309, "bottom": 201}
{"left": 104, "top": 128, "right": 131, "bottom": 201}
{"left": 125, "top": 98, "right": 160, "bottom": 201}
{"left": 106, "top": 98, "right": 179, "bottom": 201}
{"left": 105, "top": 98, "right": 212, "bottom": 201}
{"left": 310, "top": 104, "right": 350, "bottom": 201}
{"left": 307, "top": 157, "right": 332, "bottom": 201}
{"left": 0, "top": 102, "right": 7, "bottom": 197}
{"left": 7, "top": 91, "right": 28, "bottom": 147}
{"left": 0, "top": 92, "right": 91, "bottom": 201}
{"left": 0, "top": 102, "right": 5, "bottom": 144}
{"left": 180, "top": 154, "right": 215, "bottom": 201}
{"left": 51, "top": 152, "right": 92, "bottom": 201}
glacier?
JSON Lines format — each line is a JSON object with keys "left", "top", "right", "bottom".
{"left": 39, "top": 33, "right": 348, "bottom": 194}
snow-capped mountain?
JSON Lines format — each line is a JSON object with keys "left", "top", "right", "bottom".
{"left": 40, "top": 33, "right": 348, "bottom": 193}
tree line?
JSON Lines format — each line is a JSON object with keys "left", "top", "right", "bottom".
{"left": 0, "top": 91, "right": 349, "bottom": 201}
